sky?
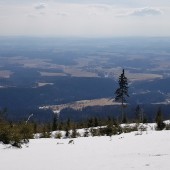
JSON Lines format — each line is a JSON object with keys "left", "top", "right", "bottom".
{"left": 0, "top": 0, "right": 170, "bottom": 37}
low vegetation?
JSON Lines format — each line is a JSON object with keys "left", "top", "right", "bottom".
{"left": 0, "top": 121, "right": 33, "bottom": 148}
{"left": 0, "top": 105, "right": 169, "bottom": 148}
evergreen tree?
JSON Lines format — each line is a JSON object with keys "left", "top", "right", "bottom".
{"left": 71, "top": 125, "right": 77, "bottom": 138}
{"left": 106, "top": 117, "right": 113, "bottom": 136}
{"left": 122, "top": 112, "right": 127, "bottom": 124}
{"left": 155, "top": 107, "right": 165, "bottom": 130}
{"left": 41, "top": 124, "right": 51, "bottom": 138}
{"left": 47, "top": 123, "right": 51, "bottom": 133}
{"left": 52, "top": 116, "right": 57, "bottom": 131}
{"left": 0, "top": 108, "right": 7, "bottom": 122}
{"left": 58, "top": 121, "right": 64, "bottom": 130}
{"left": 94, "top": 117, "right": 99, "bottom": 127}
{"left": 115, "top": 69, "right": 129, "bottom": 122}
{"left": 135, "top": 105, "right": 143, "bottom": 123}
{"left": 87, "top": 118, "right": 93, "bottom": 128}
{"left": 33, "top": 122, "right": 37, "bottom": 134}
{"left": 64, "top": 118, "right": 71, "bottom": 138}
{"left": 66, "top": 118, "right": 71, "bottom": 129}
{"left": 65, "top": 127, "right": 70, "bottom": 138}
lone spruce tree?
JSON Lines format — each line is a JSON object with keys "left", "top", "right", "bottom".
{"left": 115, "top": 69, "right": 129, "bottom": 123}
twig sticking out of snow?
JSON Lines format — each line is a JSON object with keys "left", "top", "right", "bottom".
{"left": 25, "top": 114, "right": 33, "bottom": 125}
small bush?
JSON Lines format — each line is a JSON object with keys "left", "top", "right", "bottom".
{"left": 90, "top": 128, "right": 100, "bottom": 137}
{"left": 122, "top": 125, "right": 138, "bottom": 133}
{"left": 165, "top": 124, "right": 170, "bottom": 130}
{"left": 70, "top": 128, "right": 78, "bottom": 138}
{"left": 99, "top": 127, "right": 112, "bottom": 136}
{"left": 112, "top": 125, "right": 122, "bottom": 135}
{"left": 138, "top": 124, "right": 147, "bottom": 132}
{"left": 76, "top": 132, "right": 81, "bottom": 137}
{"left": 0, "top": 122, "right": 33, "bottom": 148}
{"left": 40, "top": 132, "right": 51, "bottom": 138}
{"left": 19, "top": 124, "right": 33, "bottom": 143}
{"left": 55, "top": 132, "right": 62, "bottom": 139}
{"left": 84, "top": 129, "right": 89, "bottom": 137}
{"left": 0, "top": 124, "right": 11, "bottom": 144}
{"left": 156, "top": 122, "right": 166, "bottom": 131}
{"left": 65, "top": 128, "right": 70, "bottom": 138}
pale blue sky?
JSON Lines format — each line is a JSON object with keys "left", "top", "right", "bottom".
{"left": 0, "top": 0, "right": 170, "bottom": 37}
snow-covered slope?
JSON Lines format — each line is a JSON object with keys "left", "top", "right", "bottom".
{"left": 1, "top": 128, "right": 170, "bottom": 170}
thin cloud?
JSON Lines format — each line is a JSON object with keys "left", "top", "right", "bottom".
{"left": 87, "top": 4, "right": 113, "bottom": 16}
{"left": 39, "top": 12, "right": 46, "bottom": 16}
{"left": 34, "top": 3, "right": 47, "bottom": 10}
{"left": 88, "top": 4, "right": 112, "bottom": 11}
{"left": 117, "top": 7, "right": 163, "bottom": 17}
{"left": 27, "top": 14, "right": 37, "bottom": 18}
{"left": 56, "top": 12, "right": 69, "bottom": 17}
{"left": 130, "top": 7, "right": 163, "bottom": 16}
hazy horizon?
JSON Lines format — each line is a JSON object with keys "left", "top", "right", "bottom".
{"left": 0, "top": 0, "right": 170, "bottom": 37}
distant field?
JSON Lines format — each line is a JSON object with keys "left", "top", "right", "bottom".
{"left": 63, "top": 67, "right": 99, "bottom": 77}
{"left": 39, "top": 72, "right": 66, "bottom": 77}
{"left": 37, "top": 82, "right": 54, "bottom": 87}
{"left": 40, "top": 98, "right": 120, "bottom": 113}
{"left": 0, "top": 55, "right": 165, "bottom": 81}
{"left": 0, "top": 70, "right": 13, "bottom": 78}
{"left": 126, "top": 72, "right": 163, "bottom": 81}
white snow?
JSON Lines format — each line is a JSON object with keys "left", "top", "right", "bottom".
{"left": 1, "top": 126, "right": 170, "bottom": 170}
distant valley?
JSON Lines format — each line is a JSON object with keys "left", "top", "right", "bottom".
{"left": 0, "top": 37, "right": 170, "bottom": 122}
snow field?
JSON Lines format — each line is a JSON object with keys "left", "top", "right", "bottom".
{"left": 1, "top": 129, "right": 170, "bottom": 170}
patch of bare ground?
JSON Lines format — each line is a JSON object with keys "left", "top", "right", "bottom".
{"left": 39, "top": 72, "right": 67, "bottom": 77}
{"left": 40, "top": 98, "right": 120, "bottom": 112}
{"left": 37, "top": 82, "right": 54, "bottom": 87}
{"left": 126, "top": 72, "right": 163, "bottom": 81}
{"left": 0, "top": 70, "right": 13, "bottom": 78}
{"left": 63, "top": 67, "right": 99, "bottom": 77}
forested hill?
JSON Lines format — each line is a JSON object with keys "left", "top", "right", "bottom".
{"left": 1, "top": 76, "right": 170, "bottom": 122}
